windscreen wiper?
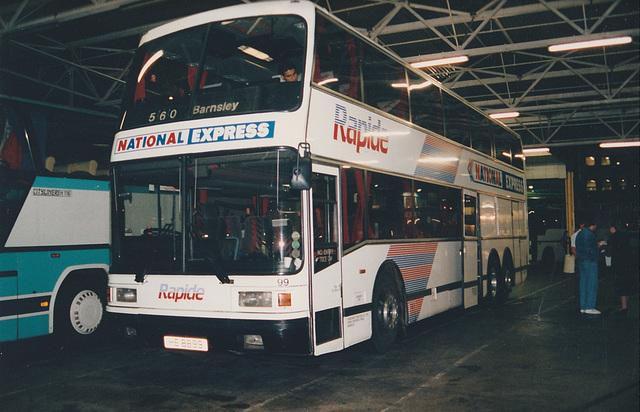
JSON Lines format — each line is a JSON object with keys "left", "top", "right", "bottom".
{"left": 135, "top": 259, "right": 149, "bottom": 283}
{"left": 204, "top": 255, "right": 232, "bottom": 284}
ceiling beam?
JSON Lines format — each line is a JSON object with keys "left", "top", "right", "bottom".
{"left": 403, "top": 29, "right": 639, "bottom": 62}
{"left": 10, "top": 40, "right": 126, "bottom": 85}
{"left": 446, "top": 63, "right": 638, "bottom": 89}
{"left": 0, "top": 0, "right": 147, "bottom": 36}
{"left": 0, "top": 67, "right": 99, "bottom": 102}
{"left": 378, "top": 0, "right": 618, "bottom": 36}
{"left": 472, "top": 90, "right": 639, "bottom": 109}
{"left": 65, "top": 21, "right": 167, "bottom": 48}
{"left": 369, "top": 3, "right": 403, "bottom": 40}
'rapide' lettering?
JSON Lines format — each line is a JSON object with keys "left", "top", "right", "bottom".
{"left": 333, "top": 104, "right": 388, "bottom": 154}
{"left": 158, "top": 283, "right": 204, "bottom": 302}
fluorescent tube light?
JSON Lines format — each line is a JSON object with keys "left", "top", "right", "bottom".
{"left": 238, "top": 45, "right": 273, "bottom": 62}
{"left": 318, "top": 77, "right": 338, "bottom": 86}
{"left": 411, "top": 55, "right": 468, "bottom": 68}
{"left": 490, "top": 111, "right": 520, "bottom": 119}
{"left": 599, "top": 141, "right": 640, "bottom": 148}
{"left": 391, "top": 80, "right": 432, "bottom": 90}
{"left": 522, "top": 147, "right": 550, "bottom": 154}
{"left": 548, "top": 36, "right": 632, "bottom": 52}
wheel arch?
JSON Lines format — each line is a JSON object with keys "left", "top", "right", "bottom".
{"left": 486, "top": 249, "right": 501, "bottom": 276}
{"left": 502, "top": 247, "right": 515, "bottom": 286}
{"left": 49, "top": 264, "right": 109, "bottom": 334}
{"left": 541, "top": 246, "right": 555, "bottom": 260}
{"left": 540, "top": 246, "right": 557, "bottom": 274}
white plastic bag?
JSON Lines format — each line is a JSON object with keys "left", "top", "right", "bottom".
{"left": 563, "top": 254, "right": 575, "bottom": 273}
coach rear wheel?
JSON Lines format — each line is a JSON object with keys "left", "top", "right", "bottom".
{"left": 486, "top": 259, "right": 505, "bottom": 307}
{"left": 371, "top": 274, "right": 401, "bottom": 353}
{"left": 503, "top": 259, "right": 515, "bottom": 294}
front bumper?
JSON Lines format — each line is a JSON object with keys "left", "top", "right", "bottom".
{"left": 111, "top": 312, "right": 312, "bottom": 354}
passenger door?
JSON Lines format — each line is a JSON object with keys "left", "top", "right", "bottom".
{"left": 462, "top": 190, "right": 480, "bottom": 308}
{"left": 310, "top": 165, "right": 343, "bottom": 355}
{"left": 512, "top": 200, "right": 527, "bottom": 283}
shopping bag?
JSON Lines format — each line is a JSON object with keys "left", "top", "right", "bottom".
{"left": 563, "top": 254, "right": 575, "bottom": 273}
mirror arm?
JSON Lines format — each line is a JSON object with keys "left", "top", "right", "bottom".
{"left": 290, "top": 142, "right": 311, "bottom": 190}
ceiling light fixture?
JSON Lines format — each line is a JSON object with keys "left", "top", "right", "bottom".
{"left": 318, "top": 78, "right": 338, "bottom": 86}
{"left": 548, "top": 36, "right": 632, "bottom": 52}
{"left": 599, "top": 140, "right": 640, "bottom": 148}
{"left": 489, "top": 111, "right": 520, "bottom": 119}
{"left": 391, "top": 80, "right": 432, "bottom": 90}
{"left": 411, "top": 55, "right": 468, "bottom": 68}
{"left": 522, "top": 147, "right": 550, "bottom": 156}
{"left": 238, "top": 45, "right": 273, "bottom": 62}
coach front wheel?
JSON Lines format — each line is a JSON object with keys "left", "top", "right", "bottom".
{"left": 55, "top": 279, "right": 106, "bottom": 346}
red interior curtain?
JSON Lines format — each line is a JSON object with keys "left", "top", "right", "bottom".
{"left": 134, "top": 52, "right": 151, "bottom": 102}
{"left": 352, "top": 170, "right": 365, "bottom": 242}
{"left": 346, "top": 35, "right": 359, "bottom": 100}
{"left": 252, "top": 196, "right": 269, "bottom": 216}
{"left": 313, "top": 16, "right": 325, "bottom": 83}
{"left": 188, "top": 66, "right": 208, "bottom": 90}
{"left": 0, "top": 132, "right": 22, "bottom": 170}
{"left": 366, "top": 172, "right": 374, "bottom": 238}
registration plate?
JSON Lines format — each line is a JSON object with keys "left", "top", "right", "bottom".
{"left": 163, "top": 335, "right": 209, "bottom": 352}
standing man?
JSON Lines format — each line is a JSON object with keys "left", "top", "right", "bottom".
{"left": 575, "top": 218, "right": 601, "bottom": 315}
{"left": 607, "top": 221, "right": 631, "bottom": 316}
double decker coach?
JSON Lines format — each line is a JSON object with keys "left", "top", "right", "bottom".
{"left": 107, "top": 1, "right": 527, "bottom": 355}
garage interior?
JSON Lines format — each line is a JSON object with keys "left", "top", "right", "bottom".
{"left": 1, "top": 0, "right": 638, "bottom": 231}
{"left": 0, "top": 1, "right": 638, "bottom": 410}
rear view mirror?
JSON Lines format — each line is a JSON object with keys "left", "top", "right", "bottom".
{"left": 290, "top": 143, "right": 311, "bottom": 190}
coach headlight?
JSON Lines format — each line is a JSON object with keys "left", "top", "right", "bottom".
{"left": 238, "top": 291, "right": 272, "bottom": 307}
{"left": 116, "top": 288, "right": 137, "bottom": 303}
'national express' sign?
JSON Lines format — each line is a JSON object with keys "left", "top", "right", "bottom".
{"left": 467, "top": 159, "right": 524, "bottom": 194}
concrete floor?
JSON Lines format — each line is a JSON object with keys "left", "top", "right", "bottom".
{"left": 1, "top": 267, "right": 638, "bottom": 411}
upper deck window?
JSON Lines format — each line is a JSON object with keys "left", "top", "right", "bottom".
{"left": 121, "top": 15, "right": 307, "bottom": 130}
{"left": 313, "top": 14, "right": 524, "bottom": 171}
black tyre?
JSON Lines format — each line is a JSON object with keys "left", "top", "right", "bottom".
{"left": 486, "top": 258, "right": 505, "bottom": 307}
{"left": 541, "top": 248, "right": 555, "bottom": 274}
{"left": 502, "top": 256, "right": 515, "bottom": 293}
{"left": 55, "top": 278, "right": 106, "bottom": 346}
{"left": 371, "top": 273, "right": 402, "bottom": 353}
